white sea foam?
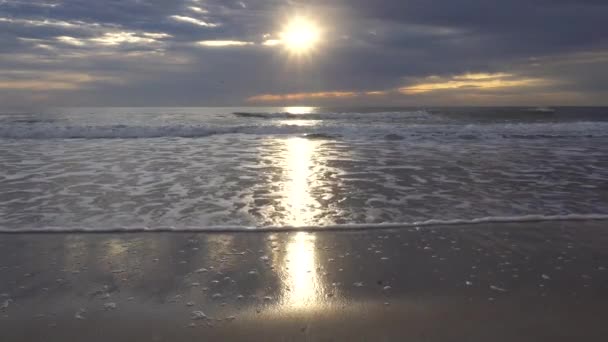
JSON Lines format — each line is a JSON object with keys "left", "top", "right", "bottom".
{"left": 1, "top": 214, "right": 607, "bottom": 233}
{"left": 2, "top": 108, "right": 607, "bottom": 231}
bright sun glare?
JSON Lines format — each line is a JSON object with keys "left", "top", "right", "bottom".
{"left": 280, "top": 17, "right": 321, "bottom": 54}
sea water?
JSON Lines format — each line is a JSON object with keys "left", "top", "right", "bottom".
{"left": 1, "top": 106, "right": 607, "bottom": 231}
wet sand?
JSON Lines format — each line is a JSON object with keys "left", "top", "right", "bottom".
{"left": 1, "top": 221, "right": 607, "bottom": 341}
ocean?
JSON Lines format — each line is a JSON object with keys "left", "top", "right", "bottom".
{"left": 1, "top": 106, "right": 607, "bottom": 231}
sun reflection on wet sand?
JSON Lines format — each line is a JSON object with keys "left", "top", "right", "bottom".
{"left": 282, "top": 232, "right": 321, "bottom": 309}
{"left": 279, "top": 136, "right": 324, "bottom": 310}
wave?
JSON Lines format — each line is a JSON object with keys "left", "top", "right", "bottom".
{"left": 233, "top": 110, "right": 431, "bottom": 120}
{"left": 0, "top": 124, "right": 308, "bottom": 140}
{"left": 1, "top": 121, "right": 607, "bottom": 140}
{"left": 2, "top": 214, "right": 608, "bottom": 233}
{"left": 234, "top": 112, "right": 307, "bottom": 119}
{"left": 526, "top": 107, "right": 556, "bottom": 113}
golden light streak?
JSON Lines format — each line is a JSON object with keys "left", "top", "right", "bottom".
{"left": 0, "top": 72, "right": 119, "bottom": 90}
{"left": 400, "top": 73, "right": 549, "bottom": 94}
{"left": 248, "top": 91, "right": 358, "bottom": 102}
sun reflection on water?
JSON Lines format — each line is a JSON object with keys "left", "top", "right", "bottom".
{"left": 278, "top": 136, "right": 324, "bottom": 310}
{"left": 283, "top": 106, "right": 316, "bottom": 115}
{"left": 278, "top": 119, "right": 318, "bottom": 127}
{"left": 283, "top": 137, "right": 318, "bottom": 226}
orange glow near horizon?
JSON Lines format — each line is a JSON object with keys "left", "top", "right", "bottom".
{"left": 248, "top": 90, "right": 388, "bottom": 103}
{"left": 400, "top": 73, "right": 549, "bottom": 94}
{"left": 246, "top": 72, "right": 552, "bottom": 104}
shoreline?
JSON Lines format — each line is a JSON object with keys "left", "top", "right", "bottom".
{"left": 2, "top": 214, "right": 608, "bottom": 234}
{"left": 1, "top": 220, "right": 607, "bottom": 341}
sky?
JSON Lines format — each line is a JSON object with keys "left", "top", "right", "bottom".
{"left": 1, "top": 0, "right": 608, "bottom": 107}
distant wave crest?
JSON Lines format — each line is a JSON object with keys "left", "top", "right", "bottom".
{"left": 233, "top": 110, "right": 431, "bottom": 120}
{"left": 0, "top": 124, "right": 306, "bottom": 139}
{"left": 1, "top": 121, "right": 607, "bottom": 140}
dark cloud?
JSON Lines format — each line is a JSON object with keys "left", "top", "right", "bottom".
{"left": 0, "top": 0, "right": 607, "bottom": 106}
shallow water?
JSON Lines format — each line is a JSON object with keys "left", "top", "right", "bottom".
{"left": 1, "top": 107, "right": 607, "bottom": 230}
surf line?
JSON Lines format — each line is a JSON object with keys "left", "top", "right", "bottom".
{"left": 2, "top": 214, "right": 608, "bottom": 234}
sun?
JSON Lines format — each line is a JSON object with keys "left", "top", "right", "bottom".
{"left": 279, "top": 17, "right": 321, "bottom": 54}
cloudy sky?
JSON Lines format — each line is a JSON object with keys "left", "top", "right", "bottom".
{"left": 1, "top": 0, "right": 607, "bottom": 107}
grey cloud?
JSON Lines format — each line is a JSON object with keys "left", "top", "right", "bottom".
{"left": 0, "top": 0, "right": 607, "bottom": 106}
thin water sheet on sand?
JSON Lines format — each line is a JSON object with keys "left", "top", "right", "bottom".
{"left": 1, "top": 220, "right": 607, "bottom": 341}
